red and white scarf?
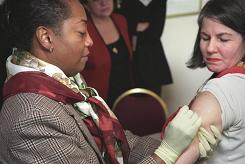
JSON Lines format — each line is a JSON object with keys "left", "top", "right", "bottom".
{"left": 4, "top": 50, "right": 129, "bottom": 164}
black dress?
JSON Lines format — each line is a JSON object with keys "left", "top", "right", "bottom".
{"left": 117, "top": 0, "right": 173, "bottom": 94}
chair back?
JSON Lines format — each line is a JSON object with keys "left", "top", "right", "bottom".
{"left": 112, "top": 88, "right": 168, "bottom": 136}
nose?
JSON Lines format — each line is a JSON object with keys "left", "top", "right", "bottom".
{"left": 85, "top": 32, "right": 93, "bottom": 47}
{"left": 207, "top": 38, "right": 217, "bottom": 53}
{"left": 100, "top": 0, "right": 108, "bottom": 5}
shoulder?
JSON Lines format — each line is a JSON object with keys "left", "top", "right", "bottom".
{"left": 0, "top": 93, "right": 82, "bottom": 144}
{"left": 112, "top": 12, "right": 126, "bottom": 19}
{"left": 111, "top": 13, "right": 127, "bottom": 25}
{"left": 1, "top": 93, "right": 74, "bottom": 126}
{"left": 192, "top": 73, "right": 245, "bottom": 130}
{"left": 3, "top": 93, "right": 61, "bottom": 111}
{"left": 204, "top": 73, "right": 245, "bottom": 90}
{"left": 191, "top": 91, "right": 222, "bottom": 131}
{"left": 202, "top": 74, "right": 245, "bottom": 111}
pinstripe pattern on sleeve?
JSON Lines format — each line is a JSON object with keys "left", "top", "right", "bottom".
{"left": 125, "top": 131, "right": 160, "bottom": 164}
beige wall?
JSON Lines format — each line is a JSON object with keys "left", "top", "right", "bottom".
{"left": 160, "top": 15, "right": 212, "bottom": 115}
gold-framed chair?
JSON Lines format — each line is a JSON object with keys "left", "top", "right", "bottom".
{"left": 112, "top": 88, "right": 168, "bottom": 136}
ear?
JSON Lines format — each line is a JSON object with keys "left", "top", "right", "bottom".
{"left": 35, "top": 26, "right": 54, "bottom": 52}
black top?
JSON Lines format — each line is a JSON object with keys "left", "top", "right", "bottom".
{"left": 0, "top": 4, "right": 12, "bottom": 109}
{"left": 106, "top": 36, "right": 131, "bottom": 107}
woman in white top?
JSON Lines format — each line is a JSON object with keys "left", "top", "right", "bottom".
{"left": 174, "top": 0, "right": 245, "bottom": 163}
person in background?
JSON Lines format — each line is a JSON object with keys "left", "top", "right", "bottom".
{"left": 117, "top": 0, "right": 173, "bottom": 95}
{"left": 0, "top": 0, "right": 211, "bottom": 163}
{"left": 81, "top": 0, "right": 133, "bottom": 107}
{"left": 0, "top": 3, "right": 11, "bottom": 108}
{"left": 0, "top": 35, "right": 8, "bottom": 109}
{"left": 163, "top": 0, "right": 245, "bottom": 163}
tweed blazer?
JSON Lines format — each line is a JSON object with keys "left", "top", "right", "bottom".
{"left": 0, "top": 93, "right": 160, "bottom": 163}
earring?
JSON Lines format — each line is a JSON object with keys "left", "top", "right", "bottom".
{"left": 49, "top": 47, "right": 54, "bottom": 53}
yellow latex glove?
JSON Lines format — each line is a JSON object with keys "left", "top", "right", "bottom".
{"left": 198, "top": 125, "right": 222, "bottom": 158}
{"left": 154, "top": 106, "right": 202, "bottom": 164}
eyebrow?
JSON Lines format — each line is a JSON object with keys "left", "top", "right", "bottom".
{"left": 217, "top": 33, "right": 232, "bottom": 37}
{"left": 74, "top": 18, "right": 87, "bottom": 24}
{"left": 200, "top": 32, "right": 233, "bottom": 37}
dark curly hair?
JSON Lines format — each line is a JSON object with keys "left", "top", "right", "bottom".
{"left": 0, "top": 0, "right": 79, "bottom": 51}
{"left": 187, "top": 0, "right": 245, "bottom": 69}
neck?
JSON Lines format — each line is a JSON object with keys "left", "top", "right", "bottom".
{"left": 91, "top": 14, "right": 111, "bottom": 25}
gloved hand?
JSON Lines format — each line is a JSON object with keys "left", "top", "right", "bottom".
{"left": 198, "top": 125, "right": 222, "bottom": 158}
{"left": 154, "top": 105, "right": 202, "bottom": 164}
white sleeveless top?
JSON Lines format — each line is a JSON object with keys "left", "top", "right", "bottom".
{"left": 201, "top": 73, "right": 245, "bottom": 164}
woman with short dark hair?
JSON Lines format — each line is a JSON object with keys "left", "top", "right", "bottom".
{"left": 171, "top": 0, "right": 245, "bottom": 163}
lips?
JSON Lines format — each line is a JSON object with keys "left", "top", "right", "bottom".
{"left": 207, "top": 58, "right": 222, "bottom": 62}
{"left": 81, "top": 56, "right": 88, "bottom": 63}
{"left": 82, "top": 54, "right": 88, "bottom": 57}
{"left": 100, "top": 6, "right": 111, "bottom": 13}
{"left": 81, "top": 55, "right": 88, "bottom": 61}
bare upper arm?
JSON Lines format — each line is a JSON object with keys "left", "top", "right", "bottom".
{"left": 190, "top": 91, "right": 222, "bottom": 132}
{"left": 175, "top": 91, "right": 223, "bottom": 163}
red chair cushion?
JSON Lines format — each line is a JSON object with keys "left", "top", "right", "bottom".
{"left": 114, "top": 94, "right": 166, "bottom": 136}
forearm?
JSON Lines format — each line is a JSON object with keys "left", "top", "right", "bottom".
{"left": 125, "top": 131, "right": 161, "bottom": 163}
{"left": 175, "top": 138, "right": 200, "bottom": 164}
{"left": 154, "top": 106, "right": 201, "bottom": 164}
{"left": 126, "top": 130, "right": 189, "bottom": 164}
{"left": 150, "top": 139, "right": 200, "bottom": 164}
